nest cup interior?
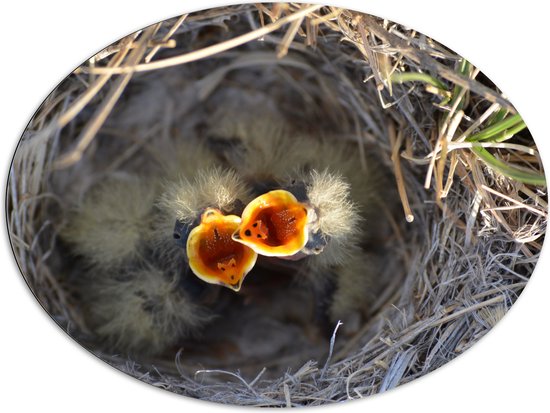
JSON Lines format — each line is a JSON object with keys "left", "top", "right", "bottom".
{"left": 42, "top": 21, "right": 406, "bottom": 374}
{"left": 8, "top": 4, "right": 545, "bottom": 406}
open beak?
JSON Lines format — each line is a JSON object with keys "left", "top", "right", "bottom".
{"left": 186, "top": 208, "right": 257, "bottom": 291}
{"left": 231, "top": 190, "right": 310, "bottom": 258}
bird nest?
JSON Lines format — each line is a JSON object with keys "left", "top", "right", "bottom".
{"left": 7, "top": 3, "right": 546, "bottom": 407}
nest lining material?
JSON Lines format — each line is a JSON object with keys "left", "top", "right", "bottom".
{"left": 7, "top": 3, "right": 545, "bottom": 407}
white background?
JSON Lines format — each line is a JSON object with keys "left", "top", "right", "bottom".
{"left": 1, "top": 1, "right": 548, "bottom": 411}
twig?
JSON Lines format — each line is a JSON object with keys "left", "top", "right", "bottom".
{"left": 53, "top": 25, "right": 159, "bottom": 169}
{"left": 144, "top": 14, "right": 189, "bottom": 63}
{"left": 361, "top": 15, "right": 516, "bottom": 112}
{"left": 276, "top": 15, "right": 304, "bottom": 58}
{"left": 194, "top": 369, "right": 260, "bottom": 398}
{"left": 388, "top": 122, "right": 414, "bottom": 222}
{"left": 56, "top": 37, "right": 133, "bottom": 129}
{"left": 481, "top": 184, "right": 547, "bottom": 218}
{"left": 80, "top": 4, "right": 323, "bottom": 75}
{"left": 321, "top": 320, "right": 343, "bottom": 378}
{"left": 436, "top": 110, "right": 463, "bottom": 202}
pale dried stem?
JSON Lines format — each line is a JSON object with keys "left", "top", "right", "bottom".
{"left": 144, "top": 14, "right": 189, "bottom": 63}
{"left": 54, "top": 25, "right": 159, "bottom": 169}
{"left": 81, "top": 5, "right": 323, "bottom": 75}
{"left": 388, "top": 122, "right": 414, "bottom": 222}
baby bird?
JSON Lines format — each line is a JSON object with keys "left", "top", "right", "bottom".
{"left": 60, "top": 140, "right": 256, "bottom": 354}
{"left": 81, "top": 261, "right": 212, "bottom": 354}
{"left": 61, "top": 139, "right": 219, "bottom": 270}
{"left": 60, "top": 174, "right": 160, "bottom": 270}
{"left": 233, "top": 170, "right": 361, "bottom": 268}
{"left": 156, "top": 167, "right": 257, "bottom": 291}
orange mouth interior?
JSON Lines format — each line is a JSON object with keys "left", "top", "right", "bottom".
{"left": 233, "top": 190, "right": 309, "bottom": 257}
{"left": 187, "top": 208, "right": 257, "bottom": 291}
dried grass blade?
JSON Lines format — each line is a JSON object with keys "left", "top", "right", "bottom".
{"left": 436, "top": 110, "right": 463, "bottom": 202}
{"left": 54, "top": 26, "right": 158, "bottom": 169}
{"left": 389, "top": 123, "right": 414, "bottom": 222}
{"left": 276, "top": 15, "right": 304, "bottom": 58}
{"left": 83, "top": 4, "right": 323, "bottom": 75}
{"left": 56, "top": 40, "right": 132, "bottom": 129}
{"left": 361, "top": 15, "right": 515, "bottom": 112}
{"left": 481, "top": 185, "right": 547, "bottom": 218}
{"left": 144, "top": 14, "right": 188, "bottom": 63}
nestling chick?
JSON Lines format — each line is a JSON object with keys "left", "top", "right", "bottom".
{"left": 156, "top": 167, "right": 257, "bottom": 290}
{"left": 61, "top": 175, "right": 160, "bottom": 269}
{"left": 61, "top": 139, "right": 218, "bottom": 270}
{"left": 233, "top": 170, "right": 361, "bottom": 269}
{"left": 81, "top": 262, "right": 212, "bottom": 354}
{"left": 60, "top": 141, "right": 256, "bottom": 354}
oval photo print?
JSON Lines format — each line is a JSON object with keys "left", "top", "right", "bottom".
{"left": 7, "top": 3, "right": 546, "bottom": 406}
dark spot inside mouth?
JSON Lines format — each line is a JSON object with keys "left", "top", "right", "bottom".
{"left": 244, "top": 229, "right": 252, "bottom": 237}
{"left": 257, "top": 234, "right": 262, "bottom": 238}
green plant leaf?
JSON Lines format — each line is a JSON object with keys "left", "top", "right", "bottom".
{"left": 391, "top": 72, "right": 448, "bottom": 91}
{"left": 466, "top": 114, "right": 524, "bottom": 142}
{"left": 470, "top": 146, "right": 546, "bottom": 186}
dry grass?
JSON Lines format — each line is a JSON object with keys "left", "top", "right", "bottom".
{"left": 7, "top": 2, "right": 546, "bottom": 406}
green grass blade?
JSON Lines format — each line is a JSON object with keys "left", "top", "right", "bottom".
{"left": 470, "top": 146, "right": 546, "bottom": 186}
{"left": 450, "top": 59, "right": 472, "bottom": 111}
{"left": 491, "top": 121, "right": 527, "bottom": 143}
{"left": 487, "top": 108, "right": 509, "bottom": 126}
{"left": 466, "top": 114, "right": 524, "bottom": 142}
{"left": 391, "top": 72, "right": 448, "bottom": 91}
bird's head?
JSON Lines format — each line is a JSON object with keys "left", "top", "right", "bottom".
{"left": 185, "top": 208, "right": 257, "bottom": 291}
{"left": 231, "top": 189, "right": 325, "bottom": 259}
